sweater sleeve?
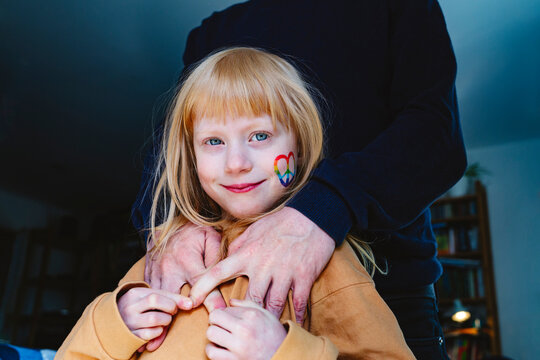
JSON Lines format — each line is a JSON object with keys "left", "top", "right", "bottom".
{"left": 271, "top": 321, "right": 338, "bottom": 360}
{"left": 55, "top": 282, "right": 149, "bottom": 360}
{"left": 288, "top": 0, "right": 466, "bottom": 243}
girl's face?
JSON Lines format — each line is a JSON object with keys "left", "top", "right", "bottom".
{"left": 193, "top": 114, "right": 298, "bottom": 219}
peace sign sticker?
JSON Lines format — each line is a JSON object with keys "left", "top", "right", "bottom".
{"left": 274, "top": 152, "right": 296, "bottom": 187}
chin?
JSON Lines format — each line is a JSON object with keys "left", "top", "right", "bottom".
{"left": 226, "top": 205, "right": 267, "bottom": 219}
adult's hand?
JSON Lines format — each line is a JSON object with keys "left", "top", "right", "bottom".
{"left": 143, "top": 222, "right": 227, "bottom": 351}
{"left": 190, "top": 207, "right": 336, "bottom": 324}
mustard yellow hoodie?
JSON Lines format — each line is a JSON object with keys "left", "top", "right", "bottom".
{"left": 55, "top": 243, "right": 415, "bottom": 359}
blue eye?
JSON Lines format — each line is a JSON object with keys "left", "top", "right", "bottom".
{"left": 251, "top": 132, "right": 269, "bottom": 141}
{"left": 205, "top": 138, "right": 223, "bottom": 146}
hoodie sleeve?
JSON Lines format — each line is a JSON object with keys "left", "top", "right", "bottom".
{"left": 55, "top": 281, "right": 149, "bottom": 360}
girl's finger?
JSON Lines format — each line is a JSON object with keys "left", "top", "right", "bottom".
{"left": 208, "top": 308, "right": 242, "bottom": 333}
{"left": 206, "top": 324, "right": 238, "bottom": 351}
{"left": 205, "top": 343, "right": 237, "bottom": 360}
{"left": 146, "top": 288, "right": 194, "bottom": 310}
{"left": 145, "top": 325, "right": 169, "bottom": 352}
{"left": 136, "top": 311, "right": 172, "bottom": 329}
{"left": 135, "top": 291, "right": 192, "bottom": 314}
{"left": 132, "top": 326, "right": 163, "bottom": 341}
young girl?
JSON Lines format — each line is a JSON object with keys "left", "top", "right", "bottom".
{"left": 56, "top": 47, "right": 414, "bottom": 359}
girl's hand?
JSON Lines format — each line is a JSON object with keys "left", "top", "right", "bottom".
{"left": 117, "top": 287, "right": 193, "bottom": 345}
{"left": 205, "top": 299, "right": 287, "bottom": 360}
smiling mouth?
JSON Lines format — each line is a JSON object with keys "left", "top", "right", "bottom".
{"left": 222, "top": 180, "right": 265, "bottom": 193}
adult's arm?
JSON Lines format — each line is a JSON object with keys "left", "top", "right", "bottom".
{"left": 287, "top": 0, "right": 466, "bottom": 243}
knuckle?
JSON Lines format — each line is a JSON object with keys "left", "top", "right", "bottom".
{"left": 248, "top": 291, "right": 264, "bottom": 305}
{"left": 266, "top": 297, "right": 286, "bottom": 310}
{"left": 206, "top": 326, "right": 215, "bottom": 339}
{"left": 294, "top": 297, "right": 308, "bottom": 312}
{"left": 244, "top": 308, "right": 259, "bottom": 321}
{"left": 147, "top": 293, "right": 159, "bottom": 307}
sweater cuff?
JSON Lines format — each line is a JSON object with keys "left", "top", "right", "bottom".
{"left": 94, "top": 281, "right": 149, "bottom": 359}
{"left": 287, "top": 180, "right": 353, "bottom": 245}
{"left": 272, "top": 321, "right": 338, "bottom": 359}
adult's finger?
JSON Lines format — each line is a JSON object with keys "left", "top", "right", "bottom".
{"left": 245, "top": 275, "right": 272, "bottom": 308}
{"left": 190, "top": 256, "right": 244, "bottom": 306}
{"left": 161, "top": 276, "right": 187, "bottom": 295}
{"left": 147, "top": 255, "right": 163, "bottom": 289}
{"left": 264, "top": 279, "right": 291, "bottom": 319}
{"left": 203, "top": 227, "right": 222, "bottom": 268}
{"left": 229, "top": 298, "right": 264, "bottom": 309}
{"left": 144, "top": 235, "right": 158, "bottom": 286}
{"left": 203, "top": 289, "right": 227, "bottom": 313}
{"left": 291, "top": 280, "right": 311, "bottom": 325}
{"left": 205, "top": 344, "right": 236, "bottom": 360}
{"left": 144, "top": 252, "right": 152, "bottom": 284}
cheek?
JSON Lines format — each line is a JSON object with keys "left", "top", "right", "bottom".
{"left": 196, "top": 157, "right": 215, "bottom": 191}
{"left": 273, "top": 151, "right": 296, "bottom": 188}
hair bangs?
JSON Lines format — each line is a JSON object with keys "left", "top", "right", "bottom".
{"left": 185, "top": 51, "right": 294, "bottom": 131}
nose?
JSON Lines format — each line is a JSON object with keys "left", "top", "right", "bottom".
{"left": 224, "top": 145, "right": 253, "bottom": 174}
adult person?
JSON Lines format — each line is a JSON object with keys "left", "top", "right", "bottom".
{"left": 131, "top": 0, "right": 466, "bottom": 358}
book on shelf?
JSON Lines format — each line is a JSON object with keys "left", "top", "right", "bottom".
{"left": 434, "top": 224, "right": 479, "bottom": 255}
{"left": 431, "top": 198, "right": 477, "bottom": 221}
{"left": 445, "top": 331, "right": 489, "bottom": 360}
{"left": 436, "top": 266, "right": 483, "bottom": 299}
{"left": 438, "top": 258, "right": 481, "bottom": 268}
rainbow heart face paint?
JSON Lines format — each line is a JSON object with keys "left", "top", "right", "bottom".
{"left": 274, "top": 152, "right": 296, "bottom": 187}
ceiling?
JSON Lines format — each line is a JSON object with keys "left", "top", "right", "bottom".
{"left": 1, "top": 0, "right": 539, "bottom": 213}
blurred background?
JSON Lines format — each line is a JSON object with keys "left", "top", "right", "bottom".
{"left": 0, "top": 0, "right": 539, "bottom": 359}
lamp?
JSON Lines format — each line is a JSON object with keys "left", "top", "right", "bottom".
{"left": 450, "top": 299, "right": 471, "bottom": 323}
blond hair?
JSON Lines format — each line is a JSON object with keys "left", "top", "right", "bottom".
{"left": 150, "top": 47, "right": 383, "bottom": 276}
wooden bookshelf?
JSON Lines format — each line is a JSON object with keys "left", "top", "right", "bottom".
{"left": 431, "top": 181, "right": 500, "bottom": 358}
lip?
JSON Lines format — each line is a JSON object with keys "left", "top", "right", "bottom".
{"left": 222, "top": 180, "right": 265, "bottom": 193}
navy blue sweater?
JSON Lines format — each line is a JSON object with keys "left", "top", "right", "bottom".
{"left": 132, "top": 0, "right": 467, "bottom": 292}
